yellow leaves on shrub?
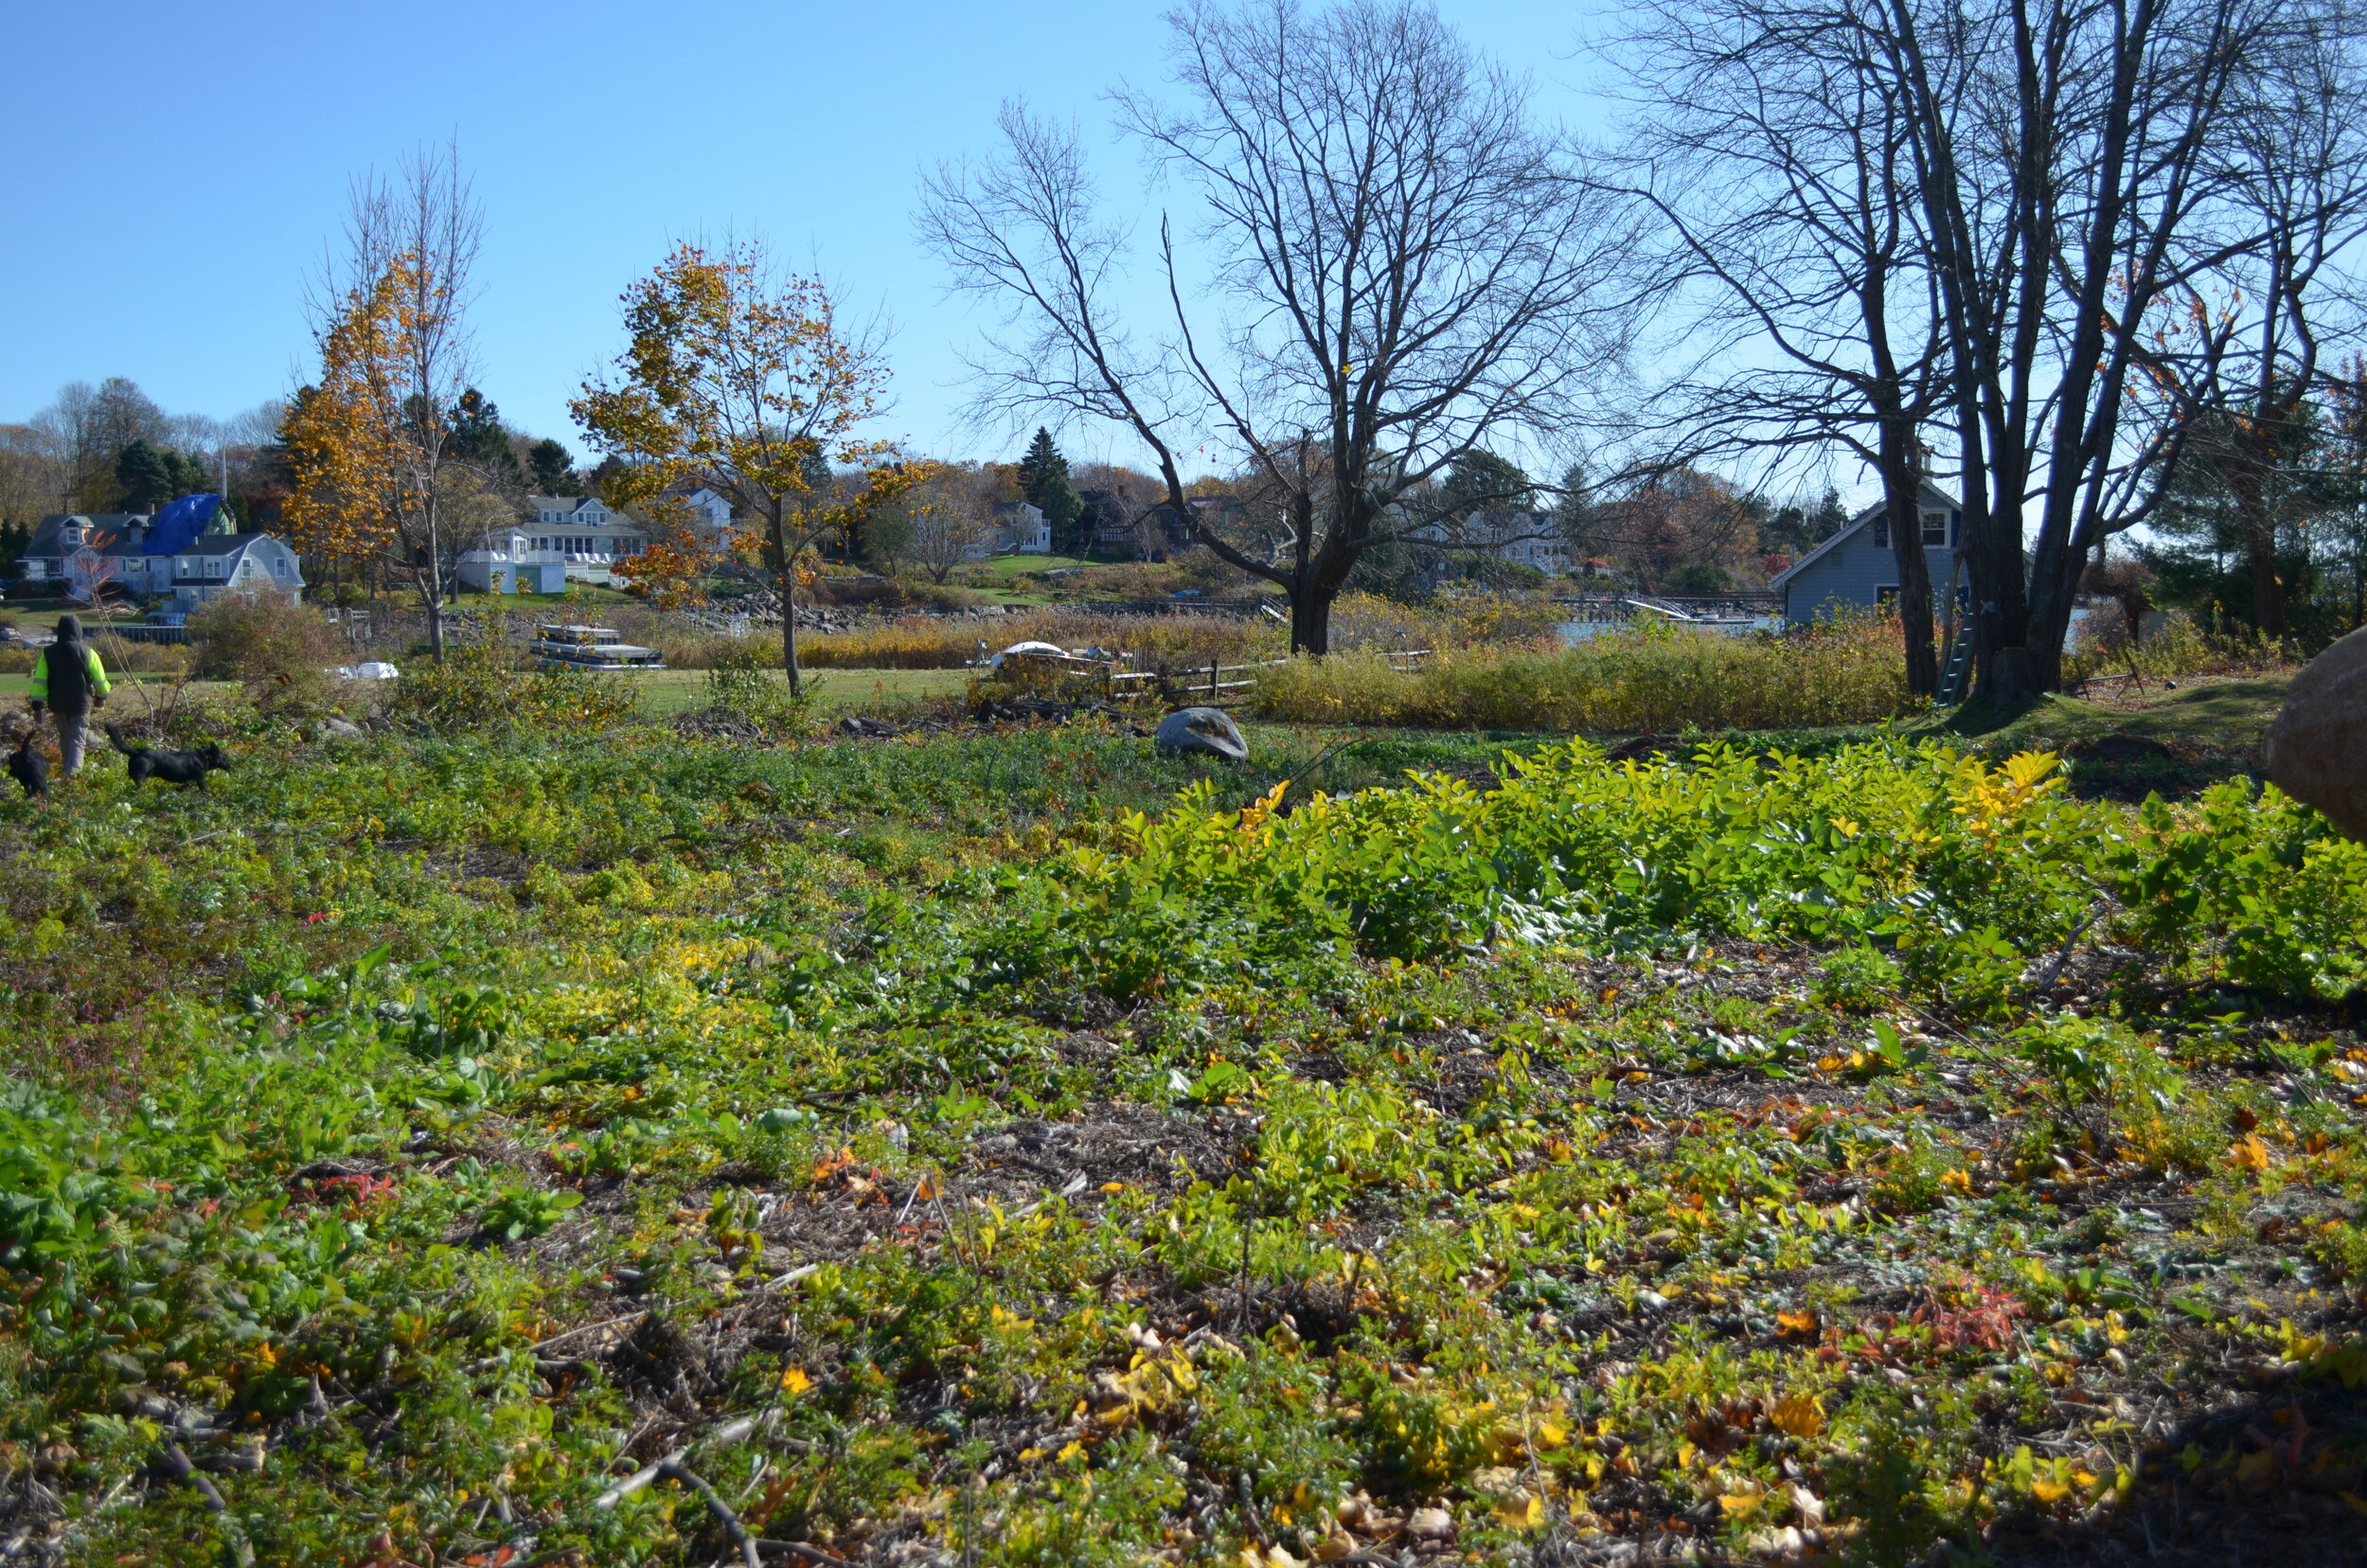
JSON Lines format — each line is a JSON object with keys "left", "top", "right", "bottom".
{"left": 1085, "top": 1333, "right": 1202, "bottom": 1431}
{"left": 1775, "top": 1310, "right": 1820, "bottom": 1340}
{"left": 1768, "top": 1394, "right": 1824, "bottom": 1439}
{"left": 2277, "top": 1321, "right": 2367, "bottom": 1387}
{"left": 779, "top": 1366, "right": 812, "bottom": 1395}
{"left": 1998, "top": 1445, "right": 2127, "bottom": 1510}
{"left": 1951, "top": 751, "right": 2064, "bottom": 849}
{"left": 1237, "top": 780, "right": 1289, "bottom": 836}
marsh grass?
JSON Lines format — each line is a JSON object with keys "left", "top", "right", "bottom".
{"left": 1255, "top": 613, "right": 1914, "bottom": 732}
{"left": 2064, "top": 610, "right": 2295, "bottom": 686}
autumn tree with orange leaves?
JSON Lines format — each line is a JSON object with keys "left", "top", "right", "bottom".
{"left": 284, "top": 147, "right": 486, "bottom": 656}
{"left": 573, "top": 242, "right": 923, "bottom": 693}
{"left": 280, "top": 270, "right": 401, "bottom": 598}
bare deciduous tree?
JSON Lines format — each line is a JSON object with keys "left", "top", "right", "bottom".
{"left": 920, "top": 0, "right": 1643, "bottom": 652}
{"left": 907, "top": 478, "right": 999, "bottom": 583}
{"left": 1876, "top": 0, "right": 2362, "bottom": 702}
{"left": 2121, "top": 28, "right": 2367, "bottom": 636}
{"left": 1611, "top": 0, "right": 1949, "bottom": 692}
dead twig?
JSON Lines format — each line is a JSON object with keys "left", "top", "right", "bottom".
{"left": 755, "top": 1541, "right": 855, "bottom": 1566}
{"left": 655, "top": 1459, "right": 759, "bottom": 1568}
{"left": 159, "top": 1440, "right": 254, "bottom": 1568}
{"left": 593, "top": 1417, "right": 759, "bottom": 1509}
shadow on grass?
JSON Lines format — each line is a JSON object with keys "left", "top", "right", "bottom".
{"left": 1983, "top": 1377, "right": 2366, "bottom": 1567}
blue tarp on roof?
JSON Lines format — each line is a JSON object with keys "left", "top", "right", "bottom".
{"left": 141, "top": 493, "right": 222, "bottom": 556}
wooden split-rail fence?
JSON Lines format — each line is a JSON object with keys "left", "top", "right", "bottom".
{"left": 1169, "top": 649, "right": 1431, "bottom": 707}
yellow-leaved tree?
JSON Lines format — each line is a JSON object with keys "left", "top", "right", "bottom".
{"left": 281, "top": 267, "right": 402, "bottom": 597}
{"left": 572, "top": 241, "right": 924, "bottom": 692}
{"left": 286, "top": 146, "right": 484, "bottom": 657}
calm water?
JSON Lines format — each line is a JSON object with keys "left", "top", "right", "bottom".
{"left": 1557, "top": 615, "right": 1780, "bottom": 645}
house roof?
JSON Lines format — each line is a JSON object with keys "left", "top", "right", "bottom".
{"left": 28, "top": 513, "right": 148, "bottom": 558}
{"left": 526, "top": 494, "right": 606, "bottom": 513}
{"left": 173, "top": 533, "right": 282, "bottom": 559}
{"left": 1767, "top": 483, "right": 1959, "bottom": 591}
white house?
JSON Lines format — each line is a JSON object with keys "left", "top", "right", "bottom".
{"left": 19, "top": 514, "right": 158, "bottom": 597}
{"left": 1468, "top": 509, "right": 1572, "bottom": 577}
{"left": 991, "top": 500, "right": 1051, "bottom": 554}
{"left": 1769, "top": 484, "right": 1964, "bottom": 622}
{"left": 456, "top": 526, "right": 571, "bottom": 594}
{"left": 515, "top": 495, "right": 648, "bottom": 584}
{"left": 18, "top": 507, "right": 304, "bottom": 613}
{"left": 161, "top": 534, "right": 306, "bottom": 614}
{"left": 1406, "top": 508, "right": 1573, "bottom": 577}
{"left": 671, "top": 487, "right": 736, "bottom": 539}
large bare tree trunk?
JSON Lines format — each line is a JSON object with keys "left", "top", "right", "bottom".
{"left": 1878, "top": 428, "right": 1938, "bottom": 697}
{"left": 2234, "top": 468, "right": 2287, "bottom": 637}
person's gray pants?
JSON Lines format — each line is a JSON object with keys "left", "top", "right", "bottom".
{"left": 52, "top": 711, "right": 87, "bottom": 777}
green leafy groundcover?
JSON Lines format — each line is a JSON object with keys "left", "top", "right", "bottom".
{"left": 3, "top": 724, "right": 2366, "bottom": 1566}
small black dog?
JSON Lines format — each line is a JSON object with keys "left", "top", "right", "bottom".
{"left": 107, "top": 724, "right": 231, "bottom": 789}
{"left": 7, "top": 733, "right": 46, "bottom": 799}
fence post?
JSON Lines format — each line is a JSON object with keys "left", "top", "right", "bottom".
{"left": 1207, "top": 660, "right": 1218, "bottom": 702}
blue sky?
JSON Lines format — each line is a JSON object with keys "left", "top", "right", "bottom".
{"left": 0, "top": 0, "right": 1614, "bottom": 471}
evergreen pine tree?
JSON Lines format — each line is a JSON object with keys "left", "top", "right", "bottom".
{"left": 168, "top": 448, "right": 214, "bottom": 497}
{"left": 115, "top": 439, "right": 175, "bottom": 510}
{"left": 448, "top": 388, "right": 526, "bottom": 489}
{"left": 1038, "top": 471, "right": 1084, "bottom": 557}
{"left": 1017, "top": 427, "right": 1069, "bottom": 504}
{"left": 1810, "top": 487, "right": 1848, "bottom": 543}
{"left": 527, "top": 438, "right": 574, "bottom": 494}
{"left": 1017, "top": 428, "right": 1084, "bottom": 555}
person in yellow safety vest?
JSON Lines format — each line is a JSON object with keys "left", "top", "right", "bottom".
{"left": 28, "top": 613, "right": 111, "bottom": 778}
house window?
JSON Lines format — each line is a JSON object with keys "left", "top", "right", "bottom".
{"left": 273, "top": 558, "right": 289, "bottom": 578}
{"left": 1920, "top": 509, "right": 1948, "bottom": 545}
{"left": 1872, "top": 516, "right": 1889, "bottom": 547}
{"left": 1875, "top": 585, "right": 1900, "bottom": 606}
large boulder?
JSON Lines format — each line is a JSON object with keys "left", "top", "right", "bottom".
{"left": 2265, "top": 627, "right": 2367, "bottom": 838}
{"left": 1154, "top": 705, "right": 1249, "bottom": 761}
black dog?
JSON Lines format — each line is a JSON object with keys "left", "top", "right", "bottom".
{"left": 7, "top": 734, "right": 45, "bottom": 799}
{"left": 106, "top": 725, "right": 231, "bottom": 789}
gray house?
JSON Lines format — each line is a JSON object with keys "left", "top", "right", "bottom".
{"left": 158, "top": 534, "right": 307, "bottom": 615}
{"left": 1770, "top": 483, "right": 1964, "bottom": 622}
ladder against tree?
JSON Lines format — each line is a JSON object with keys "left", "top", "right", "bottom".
{"left": 1936, "top": 633, "right": 1974, "bottom": 705}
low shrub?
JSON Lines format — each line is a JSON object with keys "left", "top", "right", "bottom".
{"left": 2063, "top": 610, "right": 2292, "bottom": 686}
{"left": 188, "top": 593, "right": 342, "bottom": 684}
{"left": 383, "top": 637, "right": 637, "bottom": 734}
{"left": 80, "top": 635, "right": 192, "bottom": 677}
{"left": 1326, "top": 589, "right": 1569, "bottom": 652}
